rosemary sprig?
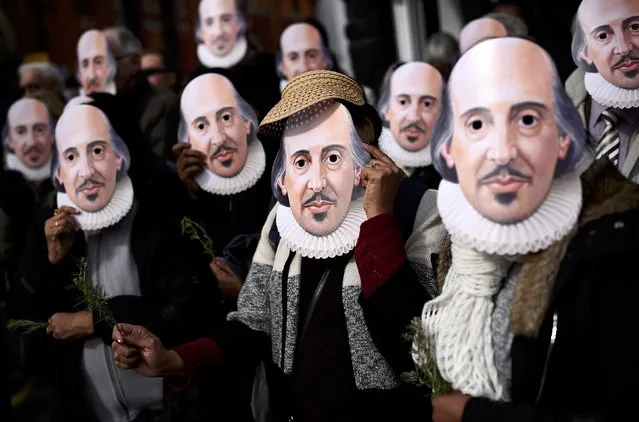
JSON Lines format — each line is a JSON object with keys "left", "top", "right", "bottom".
{"left": 404, "top": 317, "right": 452, "bottom": 396}
{"left": 68, "top": 257, "right": 116, "bottom": 326}
{"left": 6, "top": 319, "right": 49, "bottom": 334}
{"left": 180, "top": 217, "right": 215, "bottom": 258}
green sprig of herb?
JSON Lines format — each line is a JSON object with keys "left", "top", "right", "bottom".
{"left": 6, "top": 319, "right": 49, "bottom": 334}
{"left": 68, "top": 257, "right": 116, "bottom": 326}
{"left": 404, "top": 317, "right": 452, "bottom": 396}
{"left": 180, "top": 217, "right": 215, "bottom": 258}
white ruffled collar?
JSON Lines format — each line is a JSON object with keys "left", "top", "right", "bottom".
{"left": 56, "top": 176, "right": 134, "bottom": 232}
{"left": 437, "top": 172, "right": 583, "bottom": 256}
{"left": 195, "top": 139, "right": 266, "bottom": 195}
{"left": 79, "top": 80, "right": 117, "bottom": 96}
{"left": 584, "top": 72, "right": 639, "bottom": 109}
{"left": 197, "top": 36, "right": 248, "bottom": 69}
{"left": 5, "top": 153, "right": 51, "bottom": 182}
{"left": 275, "top": 196, "right": 367, "bottom": 259}
{"left": 378, "top": 127, "right": 432, "bottom": 168}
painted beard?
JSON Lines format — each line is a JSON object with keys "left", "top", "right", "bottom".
{"left": 400, "top": 122, "right": 426, "bottom": 143}
{"left": 210, "top": 143, "right": 238, "bottom": 168}
{"left": 302, "top": 190, "right": 336, "bottom": 223}
{"left": 76, "top": 175, "right": 105, "bottom": 202}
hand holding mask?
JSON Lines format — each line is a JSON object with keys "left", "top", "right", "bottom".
{"left": 173, "top": 143, "right": 206, "bottom": 199}
{"left": 361, "top": 144, "right": 405, "bottom": 219}
{"left": 45, "top": 206, "right": 80, "bottom": 264}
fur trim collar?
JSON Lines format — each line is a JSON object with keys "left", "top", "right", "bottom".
{"left": 437, "top": 159, "right": 639, "bottom": 337}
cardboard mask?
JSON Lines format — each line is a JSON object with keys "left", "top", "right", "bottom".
{"left": 196, "top": 0, "right": 247, "bottom": 68}
{"left": 179, "top": 73, "right": 265, "bottom": 195}
{"left": 260, "top": 71, "right": 373, "bottom": 258}
{"left": 54, "top": 104, "right": 133, "bottom": 231}
{"left": 4, "top": 98, "right": 54, "bottom": 181}
{"left": 278, "top": 23, "right": 330, "bottom": 82}
{"left": 76, "top": 30, "right": 117, "bottom": 95}
{"left": 377, "top": 62, "right": 443, "bottom": 169}
{"left": 459, "top": 18, "right": 508, "bottom": 54}
{"left": 573, "top": 0, "right": 639, "bottom": 105}
{"left": 432, "top": 37, "right": 585, "bottom": 255}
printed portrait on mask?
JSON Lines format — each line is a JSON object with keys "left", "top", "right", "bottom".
{"left": 196, "top": 0, "right": 247, "bottom": 68}
{"left": 272, "top": 100, "right": 369, "bottom": 237}
{"left": 433, "top": 38, "right": 585, "bottom": 225}
{"left": 76, "top": 30, "right": 116, "bottom": 95}
{"left": 4, "top": 98, "right": 54, "bottom": 179}
{"left": 179, "top": 73, "right": 265, "bottom": 195}
{"left": 379, "top": 62, "right": 443, "bottom": 153}
{"left": 278, "top": 23, "right": 331, "bottom": 83}
{"left": 572, "top": 0, "right": 639, "bottom": 90}
{"left": 54, "top": 105, "right": 131, "bottom": 217}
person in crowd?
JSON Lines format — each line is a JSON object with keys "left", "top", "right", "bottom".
{"left": 3, "top": 97, "right": 56, "bottom": 209}
{"left": 423, "top": 32, "right": 460, "bottom": 82}
{"left": 18, "top": 61, "right": 65, "bottom": 99}
{"left": 484, "top": 12, "right": 529, "bottom": 37}
{"left": 566, "top": 0, "right": 639, "bottom": 182}
{"left": 277, "top": 22, "right": 333, "bottom": 92}
{"left": 190, "top": 0, "right": 280, "bottom": 119}
{"left": 377, "top": 61, "right": 444, "bottom": 189}
{"left": 363, "top": 36, "right": 639, "bottom": 421}
{"left": 141, "top": 50, "right": 176, "bottom": 90}
{"left": 111, "top": 70, "right": 445, "bottom": 422}
{"left": 102, "top": 27, "right": 180, "bottom": 162}
{"left": 173, "top": 71, "right": 273, "bottom": 302}
{"left": 458, "top": 17, "right": 508, "bottom": 54}
{"left": 76, "top": 29, "right": 117, "bottom": 95}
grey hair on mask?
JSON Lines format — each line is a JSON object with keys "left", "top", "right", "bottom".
{"left": 2, "top": 99, "right": 56, "bottom": 152}
{"left": 51, "top": 110, "right": 131, "bottom": 193}
{"left": 431, "top": 51, "right": 585, "bottom": 182}
{"left": 484, "top": 12, "right": 529, "bottom": 36}
{"left": 571, "top": 11, "right": 598, "bottom": 72}
{"left": 275, "top": 43, "right": 334, "bottom": 79}
{"left": 194, "top": 2, "right": 247, "bottom": 44}
{"left": 377, "top": 62, "right": 406, "bottom": 126}
{"left": 103, "top": 27, "right": 144, "bottom": 59}
{"left": 178, "top": 87, "right": 258, "bottom": 145}
{"left": 271, "top": 107, "right": 371, "bottom": 206}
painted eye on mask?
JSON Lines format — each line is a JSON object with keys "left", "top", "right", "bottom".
{"left": 294, "top": 157, "right": 308, "bottom": 170}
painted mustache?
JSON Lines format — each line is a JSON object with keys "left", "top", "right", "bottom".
{"left": 400, "top": 122, "right": 426, "bottom": 134}
{"left": 302, "top": 191, "right": 336, "bottom": 207}
{"left": 210, "top": 144, "right": 237, "bottom": 159}
{"left": 612, "top": 54, "right": 639, "bottom": 70}
{"left": 212, "top": 34, "right": 230, "bottom": 45}
{"left": 478, "top": 164, "right": 532, "bottom": 184}
{"left": 75, "top": 176, "right": 105, "bottom": 194}
{"left": 23, "top": 144, "right": 45, "bottom": 155}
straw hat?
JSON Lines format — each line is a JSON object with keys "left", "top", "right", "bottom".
{"left": 259, "top": 70, "right": 381, "bottom": 142}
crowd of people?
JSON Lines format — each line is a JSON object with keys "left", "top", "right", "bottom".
{"left": 1, "top": 0, "right": 638, "bottom": 421}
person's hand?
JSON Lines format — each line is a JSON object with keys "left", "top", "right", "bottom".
{"left": 173, "top": 143, "right": 205, "bottom": 200}
{"left": 44, "top": 206, "right": 80, "bottom": 264}
{"left": 210, "top": 257, "right": 243, "bottom": 298}
{"left": 360, "top": 144, "right": 405, "bottom": 219}
{"left": 432, "top": 393, "right": 471, "bottom": 422}
{"left": 112, "top": 324, "right": 185, "bottom": 378}
{"left": 47, "top": 311, "right": 94, "bottom": 340}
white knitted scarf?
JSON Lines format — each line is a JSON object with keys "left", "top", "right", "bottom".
{"left": 419, "top": 173, "right": 583, "bottom": 400}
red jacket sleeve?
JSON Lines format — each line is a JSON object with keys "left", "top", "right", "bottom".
{"left": 355, "top": 213, "right": 407, "bottom": 298}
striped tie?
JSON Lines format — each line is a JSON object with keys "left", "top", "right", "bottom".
{"left": 595, "top": 109, "right": 621, "bottom": 166}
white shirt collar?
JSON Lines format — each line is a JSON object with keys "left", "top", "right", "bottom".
{"left": 194, "top": 139, "right": 266, "bottom": 196}
{"left": 378, "top": 127, "right": 432, "bottom": 168}
{"left": 197, "top": 36, "right": 248, "bottom": 69}
{"left": 5, "top": 153, "right": 51, "bottom": 182}
{"left": 437, "top": 172, "right": 583, "bottom": 256}
{"left": 275, "top": 196, "right": 367, "bottom": 259}
{"left": 584, "top": 72, "right": 639, "bottom": 109}
{"left": 56, "top": 176, "right": 134, "bottom": 232}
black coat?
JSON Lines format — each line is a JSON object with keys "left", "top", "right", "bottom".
{"left": 363, "top": 161, "right": 639, "bottom": 421}
{"left": 12, "top": 178, "right": 222, "bottom": 422}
